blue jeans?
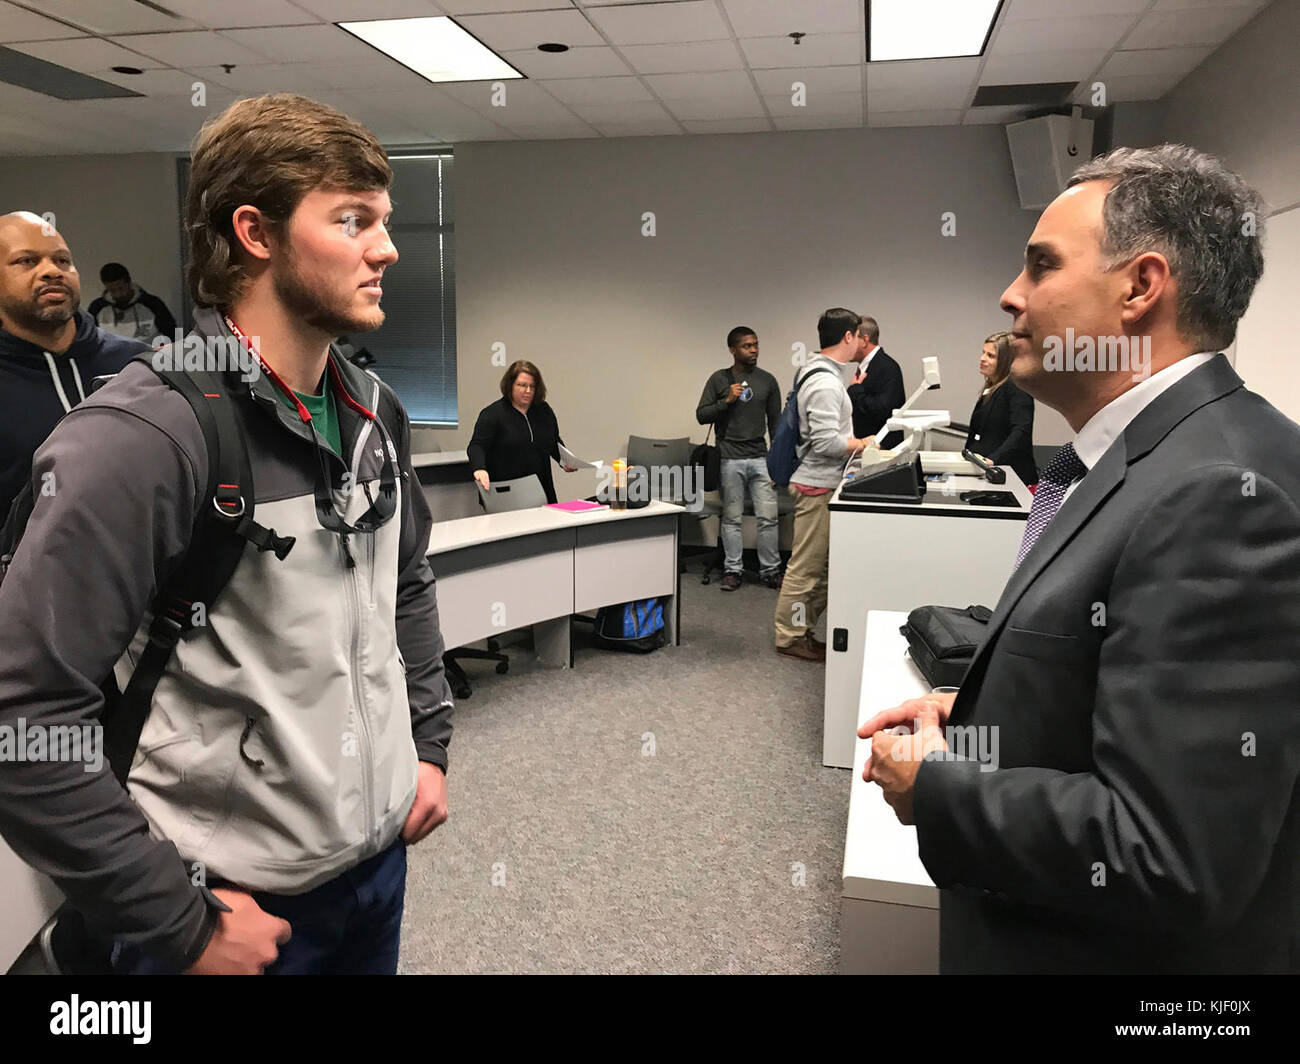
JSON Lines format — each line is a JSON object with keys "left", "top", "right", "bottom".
{"left": 112, "top": 838, "right": 407, "bottom": 975}
{"left": 720, "top": 456, "right": 780, "bottom": 576}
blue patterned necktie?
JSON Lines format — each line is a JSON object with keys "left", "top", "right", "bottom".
{"left": 1014, "top": 443, "right": 1087, "bottom": 570}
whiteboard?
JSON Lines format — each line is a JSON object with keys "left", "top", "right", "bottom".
{"left": 1234, "top": 205, "right": 1300, "bottom": 423}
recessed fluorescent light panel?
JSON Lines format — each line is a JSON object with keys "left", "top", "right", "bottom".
{"left": 868, "top": 0, "right": 1002, "bottom": 61}
{"left": 339, "top": 17, "right": 523, "bottom": 83}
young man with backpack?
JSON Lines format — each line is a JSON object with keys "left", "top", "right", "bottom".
{"left": 0, "top": 211, "right": 147, "bottom": 516}
{"left": 0, "top": 94, "right": 453, "bottom": 975}
{"left": 772, "top": 308, "right": 871, "bottom": 661}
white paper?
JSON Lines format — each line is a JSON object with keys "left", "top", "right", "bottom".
{"left": 557, "top": 442, "right": 602, "bottom": 470}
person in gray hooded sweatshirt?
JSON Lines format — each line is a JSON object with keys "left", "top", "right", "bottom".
{"left": 0, "top": 211, "right": 146, "bottom": 517}
{"left": 773, "top": 308, "right": 870, "bottom": 661}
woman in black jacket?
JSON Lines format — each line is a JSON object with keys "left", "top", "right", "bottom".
{"left": 467, "top": 360, "right": 576, "bottom": 505}
{"left": 965, "top": 332, "right": 1038, "bottom": 488}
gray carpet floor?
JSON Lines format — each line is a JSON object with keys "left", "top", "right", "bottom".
{"left": 399, "top": 569, "right": 851, "bottom": 974}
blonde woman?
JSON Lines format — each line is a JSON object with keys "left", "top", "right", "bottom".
{"left": 964, "top": 331, "right": 1038, "bottom": 488}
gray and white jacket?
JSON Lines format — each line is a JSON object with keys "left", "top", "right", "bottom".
{"left": 0, "top": 308, "right": 453, "bottom": 969}
{"left": 792, "top": 352, "right": 855, "bottom": 488}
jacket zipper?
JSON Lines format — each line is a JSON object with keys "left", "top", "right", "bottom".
{"left": 518, "top": 406, "right": 533, "bottom": 442}
{"left": 341, "top": 536, "right": 376, "bottom": 847}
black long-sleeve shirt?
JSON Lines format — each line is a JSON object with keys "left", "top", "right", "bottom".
{"left": 695, "top": 366, "right": 780, "bottom": 459}
{"left": 965, "top": 378, "right": 1038, "bottom": 486}
{"left": 466, "top": 396, "right": 563, "bottom": 504}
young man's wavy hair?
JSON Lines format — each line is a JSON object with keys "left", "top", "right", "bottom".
{"left": 185, "top": 94, "right": 393, "bottom": 308}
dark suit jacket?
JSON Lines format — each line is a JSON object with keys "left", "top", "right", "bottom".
{"left": 847, "top": 348, "right": 905, "bottom": 448}
{"left": 965, "top": 379, "right": 1038, "bottom": 485}
{"left": 914, "top": 355, "right": 1300, "bottom": 973}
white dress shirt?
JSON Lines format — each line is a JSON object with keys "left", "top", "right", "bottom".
{"left": 1062, "top": 352, "right": 1217, "bottom": 503}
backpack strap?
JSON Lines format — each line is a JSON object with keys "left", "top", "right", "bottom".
{"left": 102, "top": 359, "right": 295, "bottom": 785}
{"left": 790, "top": 365, "right": 838, "bottom": 463}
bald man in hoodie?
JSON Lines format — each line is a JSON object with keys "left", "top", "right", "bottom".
{"left": 0, "top": 211, "right": 146, "bottom": 516}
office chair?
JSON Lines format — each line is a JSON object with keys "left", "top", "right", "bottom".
{"left": 444, "top": 474, "right": 549, "bottom": 698}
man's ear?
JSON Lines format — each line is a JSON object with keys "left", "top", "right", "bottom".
{"left": 1119, "top": 250, "right": 1171, "bottom": 329}
{"left": 230, "top": 205, "right": 275, "bottom": 264}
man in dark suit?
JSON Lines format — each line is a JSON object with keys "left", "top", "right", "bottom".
{"left": 847, "top": 316, "right": 905, "bottom": 448}
{"left": 860, "top": 144, "right": 1300, "bottom": 973}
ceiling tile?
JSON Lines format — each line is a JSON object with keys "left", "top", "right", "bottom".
{"left": 1071, "top": 71, "right": 1184, "bottom": 102}
{"left": 501, "top": 46, "right": 631, "bottom": 78}
{"left": 309, "top": 61, "right": 438, "bottom": 90}
{"left": 185, "top": 63, "right": 331, "bottom": 95}
{"left": 680, "top": 117, "right": 772, "bottom": 134}
{"left": 593, "top": 120, "right": 680, "bottom": 138}
{"left": 1004, "top": 0, "right": 1147, "bottom": 19}
{"left": 107, "top": 31, "right": 279, "bottom": 68}
{"left": 751, "top": 64, "right": 862, "bottom": 95}
{"left": 980, "top": 50, "right": 1104, "bottom": 84}
{"left": 586, "top": 1, "right": 731, "bottom": 46}
{"left": 1098, "top": 46, "right": 1215, "bottom": 79}
{"left": 542, "top": 76, "right": 652, "bottom": 105}
{"left": 764, "top": 90, "right": 862, "bottom": 117}
{"left": 1122, "top": 5, "right": 1262, "bottom": 48}
{"left": 645, "top": 70, "right": 757, "bottom": 100}
{"left": 29, "top": 0, "right": 196, "bottom": 34}
{"left": 569, "top": 99, "right": 674, "bottom": 123}
{"left": 91, "top": 66, "right": 206, "bottom": 96}
{"left": 438, "top": 0, "right": 573, "bottom": 11}
{"left": 457, "top": 10, "right": 603, "bottom": 52}
{"left": 772, "top": 113, "right": 861, "bottom": 130}
{"left": 1149, "top": 0, "right": 1267, "bottom": 10}
{"left": 739, "top": 32, "right": 861, "bottom": 67}
{"left": 721, "top": 0, "right": 860, "bottom": 37}
{"left": 867, "top": 57, "right": 979, "bottom": 92}
{"left": 869, "top": 85, "right": 972, "bottom": 111}
{"left": 991, "top": 14, "right": 1140, "bottom": 54}
{"left": 292, "top": 1, "right": 445, "bottom": 18}
{"left": 0, "top": 2, "right": 86, "bottom": 43}
{"left": 661, "top": 95, "right": 766, "bottom": 120}
{"left": 619, "top": 40, "right": 744, "bottom": 74}
{"left": 222, "top": 25, "right": 393, "bottom": 65}
{"left": 159, "top": 0, "right": 318, "bottom": 29}
{"left": 442, "top": 79, "right": 577, "bottom": 121}
{"left": 10, "top": 37, "right": 168, "bottom": 72}
{"left": 500, "top": 121, "right": 597, "bottom": 140}
{"left": 868, "top": 109, "right": 964, "bottom": 127}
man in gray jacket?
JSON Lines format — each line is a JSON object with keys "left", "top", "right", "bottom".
{"left": 0, "top": 94, "right": 453, "bottom": 974}
{"left": 773, "top": 308, "right": 870, "bottom": 660}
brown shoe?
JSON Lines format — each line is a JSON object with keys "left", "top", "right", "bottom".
{"left": 776, "top": 633, "right": 826, "bottom": 662}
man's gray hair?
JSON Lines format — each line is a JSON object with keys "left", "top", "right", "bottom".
{"left": 857, "top": 315, "right": 880, "bottom": 345}
{"left": 1067, "top": 144, "right": 1265, "bottom": 352}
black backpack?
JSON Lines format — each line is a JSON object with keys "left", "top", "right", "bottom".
{"left": 0, "top": 354, "right": 296, "bottom": 973}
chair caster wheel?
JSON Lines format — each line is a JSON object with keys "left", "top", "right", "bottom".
{"left": 702, "top": 576, "right": 711, "bottom": 585}
{"left": 496, "top": 661, "right": 509, "bottom": 674}
{"left": 454, "top": 683, "right": 471, "bottom": 699}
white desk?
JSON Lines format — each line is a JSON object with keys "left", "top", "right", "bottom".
{"left": 841, "top": 610, "right": 939, "bottom": 974}
{"left": 427, "top": 500, "right": 683, "bottom": 666}
{"left": 822, "top": 463, "right": 1029, "bottom": 768}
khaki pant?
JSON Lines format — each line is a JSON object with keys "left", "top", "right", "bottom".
{"left": 773, "top": 486, "right": 832, "bottom": 647}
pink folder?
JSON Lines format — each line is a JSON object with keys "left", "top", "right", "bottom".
{"left": 546, "top": 499, "right": 608, "bottom": 513}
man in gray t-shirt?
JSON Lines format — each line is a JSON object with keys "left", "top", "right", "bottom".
{"left": 695, "top": 326, "right": 782, "bottom": 591}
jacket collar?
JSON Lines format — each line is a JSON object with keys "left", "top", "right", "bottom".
{"left": 191, "top": 307, "right": 381, "bottom": 457}
{"left": 951, "top": 353, "right": 1242, "bottom": 722}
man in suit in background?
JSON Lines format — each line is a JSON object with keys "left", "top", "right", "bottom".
{"left": 860, "top": 144, "right": 1300, "bottom": 973}
{"left": 847, "top": 316, "right": 905, "bottom": 449}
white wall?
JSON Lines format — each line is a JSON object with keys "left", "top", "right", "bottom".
{"left": 1159, "top": 0, "right": 1300, "bottom": 423}
{"left": 0, "top": 153, "right": 184, "bottom": 328}
{"left": 430, "top": 123, "right": 1072, "bottom": 471}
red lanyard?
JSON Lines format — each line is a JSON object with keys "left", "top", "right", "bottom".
{"left": 224, "top": 314, "right": 314, "bottom": 424}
